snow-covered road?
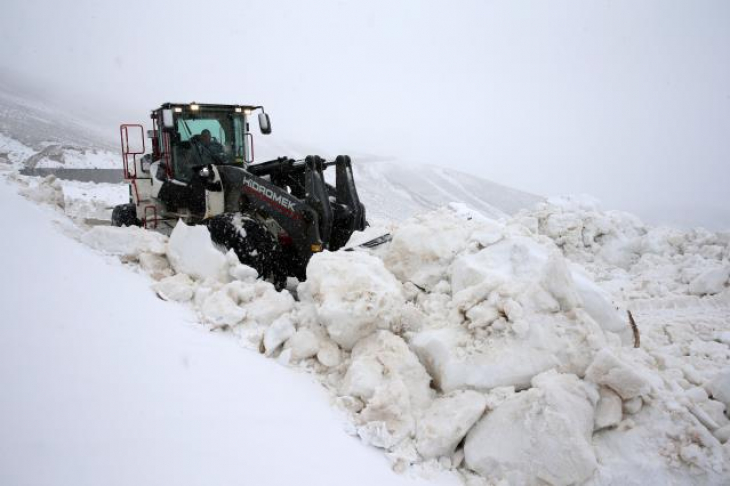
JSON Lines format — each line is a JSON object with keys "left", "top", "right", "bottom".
{"left": 0, "top": 178, "right": 444, "bottom": 485}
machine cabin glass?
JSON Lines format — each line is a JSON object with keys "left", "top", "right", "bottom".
{"left": 170, "top": 110, "right": 246, "bottom": 182}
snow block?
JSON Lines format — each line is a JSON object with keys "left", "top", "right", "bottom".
{"left": 341, "top": 331, "right": 434, "bottom": 447}
{"left": 138, "top": 252, "right": 172, "bottom": 280}
{"left": 152, "top": 273, "right": 194, "bottom": 302}
{"left": 316, "top": 340, "right": 342, "bottom": 368}
{"left": 284, "top": 328, "right": 320, "bottom": 361}
{"left": 299, "top": 251, "right": 404, "bottom": 350}
{"left": 713, "top": 424, "right": 730, "bottom": 444}
{"left": 450, "top": 236, "right": 549, "bottom": 294}
{"left": 263, "top": 316, "right": 295, "bottom": 355}
{"left": 585, "top": 348, "right": 652, "bottom": 400}
{"left": 234, "top": 281, "right": 295, "bottom": 327}
{"left": 200, "top": 289, "right": 246, "bottom": 327}
{"left": 706, "top": 368, "right": 730, "bottom": 411}
{"left": 464, "top": 371, "right": 598, "bottom": 486}
{"left": 167, "top": 220, "right": 228, "bottom": 282}
{"left": 383, "top": 209, "right": 477, "bottom": 289}
{"left": 540, "top": 252, "right": 581, "bottom": 311}
{"left": 415, "top": 390, "right": 487, "bottom": 460}
{"left": 571, "top": 269, "right": 627, "bottom": 333}
{"left": 689, "top": 266, "right": 730, "bottom": 296}
{"left": 410, "top": 328, "right": 559, "bottom": 392}
{"left": 594, "top": 386, "right": 622, "bottom": 431}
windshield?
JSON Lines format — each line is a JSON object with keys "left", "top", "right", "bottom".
{"left": 177, "top": 118, "right": 228, "bottom": 143}
{"left": 171, "top": 111, "right": 246, "bottom": 181}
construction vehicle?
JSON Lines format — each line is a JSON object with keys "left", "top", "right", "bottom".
{"left": 112, "top": 102, "right": 367, "bottom": 287}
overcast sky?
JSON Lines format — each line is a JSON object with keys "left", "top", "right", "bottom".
{"left": 1, "top": 0, "right": 729, "bottom": 228}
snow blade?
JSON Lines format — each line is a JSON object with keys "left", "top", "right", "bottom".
{"left": 345, "top": 233, "right": 392, "bottom": 252}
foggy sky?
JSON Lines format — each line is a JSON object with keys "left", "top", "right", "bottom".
{"left": 1, "top": 0, "right": 729, "bottom": 228}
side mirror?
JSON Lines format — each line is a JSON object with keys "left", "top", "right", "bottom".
{"left": 162, "top": 109, "right": 174, "bottom": 128}
{"left": 258, "top": 112, "right": 272, "bottom": 134}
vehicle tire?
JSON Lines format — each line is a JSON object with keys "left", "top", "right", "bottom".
{"left": 206, "top": 213, "right": 286, "bottom": 287}
{"left": 111, "top": 203, "right": 141, "bottom": 227}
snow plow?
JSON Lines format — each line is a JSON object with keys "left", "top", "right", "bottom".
{"left": 112, "top": 102, "right": 367, "bottom": 286}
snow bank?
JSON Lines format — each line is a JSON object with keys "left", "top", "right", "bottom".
{"left": 82, "top": 225, "right": 167, "bottom": 257}
{"left": 52, "top": 182, "right": 729, "bottom": 484}
{"left": 60, "top": 180, "right": 129, "bottom": 221}
{"left": 518, "top": 196, "right": 730, "bottom": 300}
{"left": 18, "top": 175, "right": 65, "bottom": 208}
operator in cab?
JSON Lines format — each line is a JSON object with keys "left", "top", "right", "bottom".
{"left": 195, "top": 128, "right": 226, "bottom": 164}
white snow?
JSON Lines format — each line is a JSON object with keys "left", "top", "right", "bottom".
{"left": 0, "top": 178, "right": 449, "bottom": 486}
{"left": 81, "top": 225, "right": 167, "bottom": 257}
{"left": 263, "top": 315, "right": 296, "bottom": 355}
{"left": 689, "top": 265, "right": 730, "bottom": 296}
{"left": 464, "top": 370, "right": 599, "bottom": 485}
{"left": 594, "top": 387, "right": 623, "bottom": 431}
{"left": 707, "top": 368, "right": 730, "bottom": 411}
{"left": 341, "top": 331, "right": 434, "bottom": 449}
{"left": 585, "top": 348, "right": 655, "bottom": 400}
{"left": 284, "top": 328, "right": 321, "bottom": 361}
{"left": 415, "top": 390, "right": 487, "bottom": 460}
{"left": 17, "top": 174, "right": 65, "bottom": 208}
{"left": 167, "top": 220, "right": 229, "bottom": 281}
{"left": 60, "top": 180, "right": 129, "bottom": 221}
{"left": 0, "top": 132, "right": 35, "bottom": 166}
{"left": 299, "top": 251, "right": 405, "bottom": 350}
{"left": 383, "top": 209, "right": 478, "bottom": 289}
{"left": 33, "top": 147, "right": 118, "bottom": 169}
{"left": 2, "top": 124, "right": 729, "bottom": 485}
{"left": 151, "top": 273, "right": 195, "bottom": 302}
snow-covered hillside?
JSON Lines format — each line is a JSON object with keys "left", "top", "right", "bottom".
{"left": 0, "top": 91, "right": 541, "bottom": 221}
{"left": 0, "top": 88, "right": 115, "bottom": 151}
{"left": 0, "top": 90, "right": 118, "bottom": 170}
{"left": 1, "top": 93, "right": 729, "bottom": 485}
{"left": 353, "top": 160, "right": 541, "bottom": 222}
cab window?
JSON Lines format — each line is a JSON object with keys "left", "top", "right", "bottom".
{"left": 176, "top": 118, "right": 227, "bottom": 144}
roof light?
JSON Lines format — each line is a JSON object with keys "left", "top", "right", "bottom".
{"left": 173, "top": 107, "right": 183, "bottom": 113}
{"left": 190, "top": 103, "right": 200, "bottom": 111}
{"left": 244, "top": 109, "right": 252, "bottom": 115}
{"left": 234, "top": 107, "right": 242, "bottom": 113}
